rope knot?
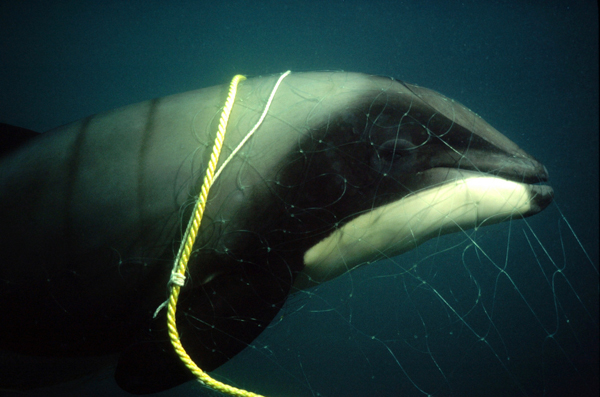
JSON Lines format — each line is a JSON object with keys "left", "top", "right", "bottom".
{"left": 170, "top": 271, "right": 186, "bottom": 287}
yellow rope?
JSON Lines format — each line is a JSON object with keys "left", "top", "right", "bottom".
{"left": 166, "top": 74, "right": 263, "bottom": 397}
{"left": 165, "top": 71, "right": 291, "bottom": 396}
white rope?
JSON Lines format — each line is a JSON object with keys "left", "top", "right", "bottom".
{"left": 213, "top": 70, "right": 291, "bottom": 182}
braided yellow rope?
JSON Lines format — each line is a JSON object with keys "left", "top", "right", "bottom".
{"left": 165, "top": 71, "right": 291, "bottom": 396}
{"left": 166, "top": 74, "right": 264, "bottom": 397}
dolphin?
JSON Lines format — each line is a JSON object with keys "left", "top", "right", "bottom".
{"left": 0, "top": 71, "right": 553, "bottom": 394}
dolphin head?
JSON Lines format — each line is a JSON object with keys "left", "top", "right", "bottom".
{"left": 222, "top": 73, "right": 554, "bottom": 289}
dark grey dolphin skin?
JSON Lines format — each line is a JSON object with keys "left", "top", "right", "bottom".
{"left": 0, "top": 72, "right": 553, "bottom": 394}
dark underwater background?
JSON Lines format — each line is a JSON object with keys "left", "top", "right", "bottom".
{"left": 0, "top": 1, "right": 597, "bottom": 396}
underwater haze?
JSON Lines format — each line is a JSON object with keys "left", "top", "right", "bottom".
{"left": 0, "top": 1, "right": 598, "bottom": 396}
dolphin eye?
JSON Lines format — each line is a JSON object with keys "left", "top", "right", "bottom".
{"left": 377, "top": 139, "right": 414, "bottom": 163}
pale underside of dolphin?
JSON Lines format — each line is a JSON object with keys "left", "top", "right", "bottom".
{"left": 0, "top": 71, "right": 553, "bottom": 394}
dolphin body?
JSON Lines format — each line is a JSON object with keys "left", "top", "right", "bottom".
{"left": 0, "top": 72, "right": 553, "bottom": 394}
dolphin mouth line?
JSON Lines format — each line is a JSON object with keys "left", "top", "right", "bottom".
{"left": 421, "top": 167, "right": 552, "bottom": 189}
